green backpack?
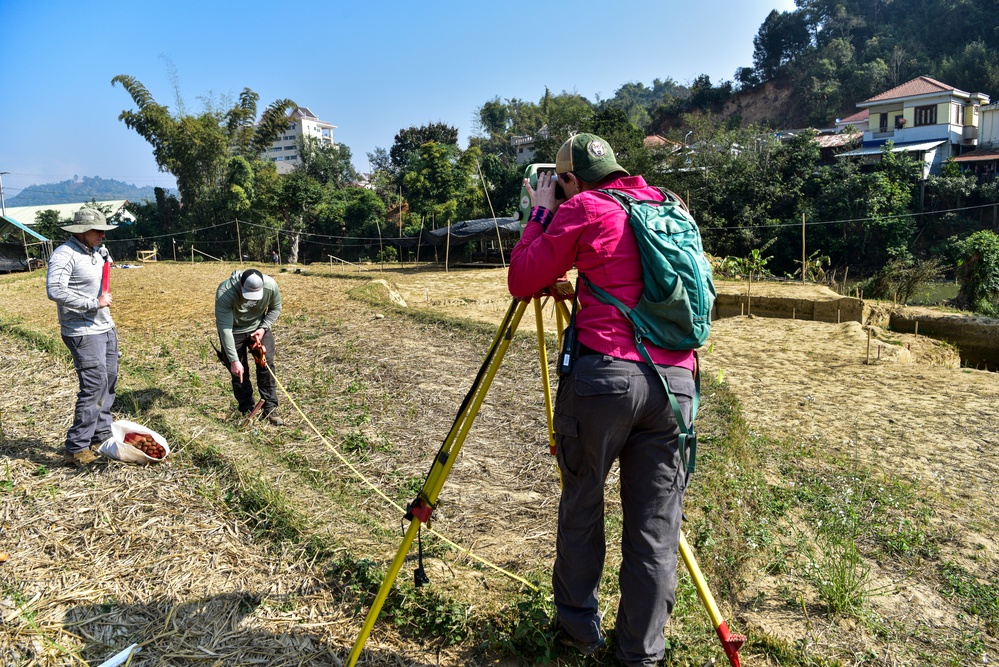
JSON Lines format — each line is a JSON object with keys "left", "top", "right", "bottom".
{"left": 585, "top": 187, "right": 715, "bottom": 350}
{"left": 581, "top": 187, "right": 716, "bottom": 473}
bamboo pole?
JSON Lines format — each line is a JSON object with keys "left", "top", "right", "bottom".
{"left": 375, "top": 220, "right": 383, "bottom": 273}
{"left": 801, "top": 212, "right": 806, "bottom": 284}
{"left": 236, "top": 220, "right": 243, "bottom": 264}
{"left": 21, "top": 229, "right": 31, "bottom": 272}
{"left": 416, "top": 215, "right": 424, "bottom": 265}
{"left": 476, "top": 160, "right": 507, "bottom": 268}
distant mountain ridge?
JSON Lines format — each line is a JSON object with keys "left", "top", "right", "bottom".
{"left": 6, "top": 176, "right": 175, "bottom": 207}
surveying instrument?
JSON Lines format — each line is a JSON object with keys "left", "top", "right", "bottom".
{"left": 345, "top": 167, "right": 745, "bottom": 667}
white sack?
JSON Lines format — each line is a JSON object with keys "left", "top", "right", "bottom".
{"left": 97, "top": 420, "right": 171, "bottom": 464}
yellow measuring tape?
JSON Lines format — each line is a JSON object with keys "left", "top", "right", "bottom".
{"left": 262, "top": 362, "right": 538, "bottom": 590}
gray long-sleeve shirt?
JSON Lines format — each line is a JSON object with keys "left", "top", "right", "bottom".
{"left": 214, "top": 270, "right": 282, "bottom": 363}
{"left": 46, "top": 237, "right": 115, "bottom": 337}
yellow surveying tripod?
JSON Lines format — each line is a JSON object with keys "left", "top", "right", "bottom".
{"left": 345, "top": 280, "right": 744, "bottom": 667}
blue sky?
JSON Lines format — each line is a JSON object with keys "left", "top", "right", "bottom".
{"left": 0, "top": 0, "right": 795, "bottom": 200}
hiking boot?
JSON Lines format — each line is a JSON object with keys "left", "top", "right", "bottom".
{"left": 64, "top": 449, "right": 99, "bottom": 468}
{"left": 264, "top": 410, "right": 284, "bottom": 426}
{"left": 554, "top": 621, "right": 605, "bottom": 656}
{"left": 559, "top": 631, "right": 605, "bottom": 656}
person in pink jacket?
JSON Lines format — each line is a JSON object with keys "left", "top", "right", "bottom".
{"left": 508, "top": 134, "right": 695, "bottom": 667}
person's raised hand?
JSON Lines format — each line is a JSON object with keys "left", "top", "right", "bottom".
{"left": 525, "top": 171, "right": 559, "bottom": 212}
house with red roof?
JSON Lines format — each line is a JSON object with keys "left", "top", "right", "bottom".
{"left": 951, "top": 102, "right": 999, "bottom": 183}
{"left": 836, "top": 76, "right": 990, "bottom": 177}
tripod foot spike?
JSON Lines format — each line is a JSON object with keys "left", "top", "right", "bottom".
{"left": 716, "top": 621, "right": 745, "bottom": 667}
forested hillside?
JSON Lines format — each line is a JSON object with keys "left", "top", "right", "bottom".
{"left": 6, "top": 175, "right": 169, "bottom": 207}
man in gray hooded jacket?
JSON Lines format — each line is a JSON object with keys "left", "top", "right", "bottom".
{"left": 46, "top": 209, "right": 119, "bottom": 467}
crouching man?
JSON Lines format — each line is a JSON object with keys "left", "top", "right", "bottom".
{"left": 214, "top": 269, "right": 283, "bottom": 425}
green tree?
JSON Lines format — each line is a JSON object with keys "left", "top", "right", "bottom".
{"left": 277, "top": 171, "right": 324, "bottom": 264}
{"left": 402, "top": 142, "right": 479, "bottom": 227}
{"left": 753, "top": 9, "right": 811, "bottom": 81}
{"left": 590, "top": 106, "right": 650, "bottom": 176}
{"left": 936, "top": 40, "right": 999, "bottom": 102}
{"left": 390, "top": 122, "right": 459, "bottom": 171}
{"left": 533, "top": 90, "right": 595, "bottom": 161}
{"left": 111, "top": 75, "right": 295, "bottom": 208}
{"left": 955, "top": 230, "right": 999, "bottom": 317}
{"left": 33, "top": 209, "right": 69, "bottom": 242}
{"left": 297, "top": 136, "right": 358, "bottom": 187}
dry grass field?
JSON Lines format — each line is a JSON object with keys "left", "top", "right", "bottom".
{"left": 0, "top": 260, "right": 996, "bottom": 667}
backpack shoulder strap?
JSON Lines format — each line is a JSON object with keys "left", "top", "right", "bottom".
{"left": 599, "top": 187, "right": 688, "bottom": 212}
{"left": 596, "top": 188, "right": 634, "bottom": 211}
{"left": 580, "top": 271, "right": 699, "bottom": 475}
{"left": 657, "top": 187, "right": 691, "bottom": 213}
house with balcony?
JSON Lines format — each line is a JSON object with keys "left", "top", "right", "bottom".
{"left": 951, "top": 102, "right": 999, "bottom": 183}
{"left": 264, "top": 107, "right": 337, "bottom": 174}
{"left": 836, "top": 76, "right": 990, "bottom": 178}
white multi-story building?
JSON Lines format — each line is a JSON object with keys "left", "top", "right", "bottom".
{"left": 836, "top": 76, "right": 990, "bottom": 177}
{"left": 265, "top": 107, "right": 337, "bottom": 174}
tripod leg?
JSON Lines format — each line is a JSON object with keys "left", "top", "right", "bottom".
{"left": 419, "top": 299, "right": 529, "bottom": 508}
{"left": 678, "top": 532, "right": 745, "bottom": 667}
{"left": 346, "top": 298, "right": 530, "bottom": 667}
{"left": 346, "top": 520, "right": 422, "bottom": 667}
{"left": 555, "top": 298, "right": 571, "bottom": 349}
{"left": 534, "top": 299, "right": 557, "bottom": 456}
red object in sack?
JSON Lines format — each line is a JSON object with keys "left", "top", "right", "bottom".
{"left": 101, "top": 258, "right": 110, "bottom": 295}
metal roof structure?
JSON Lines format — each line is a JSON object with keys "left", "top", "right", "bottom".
{"left": 836, "top": 140, "right": 946, "bottom": 158}
{"left": 951, "top": 146, "right": 999, "bottom": 163}
{"left": 0, "top": 215, "right": 48, "bottom": 242}
{"left": 3, "top": 200, "right": 136, "bottom": 227}
{"left": 815, "top": 132, "right": 862, "bottom": 149}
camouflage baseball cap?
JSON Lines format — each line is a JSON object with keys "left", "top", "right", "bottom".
{"left": 555, "top": 133, "right": 628, "bottom": 183}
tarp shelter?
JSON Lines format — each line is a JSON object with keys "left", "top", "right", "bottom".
{"left": 423, "top": 217, "right": 521, "bottom": 246}
{"left": 384, "top": 216, "right": 522, "bottom": 265}
{"left": 0, "top": 214, "right": 50, "bottom": 272}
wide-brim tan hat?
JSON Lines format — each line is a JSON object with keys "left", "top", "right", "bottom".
{"left": 61, "top": 208, "right": 118, "bottom": 234}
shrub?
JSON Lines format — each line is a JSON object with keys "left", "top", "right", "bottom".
{"left": 955, "top": 230, "right": 999, "bottom": 317}
{"left": 861, "top": 257, "right": 945, "bottom": 304}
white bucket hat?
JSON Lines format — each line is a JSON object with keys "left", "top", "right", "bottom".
{"left": 61, "top": 208, "right": 118, "bottom": 233}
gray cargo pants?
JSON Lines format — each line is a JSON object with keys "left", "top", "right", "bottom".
{"left": 62, "top": 328, "right": 119, "bottom": 454}
{"left": 552, "top": 353, "right": 694, "bottom": 667}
